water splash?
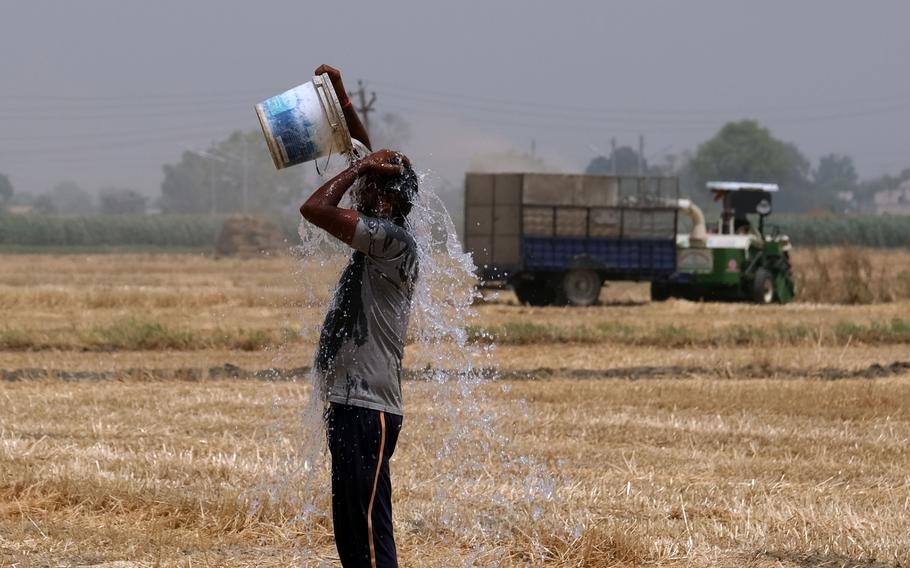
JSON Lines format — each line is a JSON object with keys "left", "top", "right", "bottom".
{"left": 251, "top": 167, "right": 562, "bottom": 565}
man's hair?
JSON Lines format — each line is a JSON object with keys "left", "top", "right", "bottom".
{"left": 384, "top": 165, "right": 419, "bottom": 224}
{"left": 362, "top": 161, "right": 418, "bottom": 226}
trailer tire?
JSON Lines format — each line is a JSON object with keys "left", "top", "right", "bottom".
{"left": 514, "top": 280, "right": 557, "bottom": 306}
{"left": 650, "top": 281, "right": 672, "bottom": 302}
{"left": 560, "top": 269, "right": 602, "bottom": 306}
{"left": 753, "top": 268, "right": 774, "bottom": 304}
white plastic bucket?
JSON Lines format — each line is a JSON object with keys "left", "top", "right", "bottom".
{"left": 255, "top": 73, "right": 354, "bottom": 170}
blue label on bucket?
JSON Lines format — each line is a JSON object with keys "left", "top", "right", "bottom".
{"left": 268, "top": 110, "right": 319, "bottom": 166}
{"left": 263, "top": 92, "right": 297, "bottom": 116}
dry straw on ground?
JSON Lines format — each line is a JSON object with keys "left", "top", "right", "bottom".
{"left": 2, "top": 251, "right": 910, "bottom": 354}
{"left": 1, "top": 251, "right": 909, "bottom": 567}
{"left": 2, "top": 377, "right": 909, "bottom": 567}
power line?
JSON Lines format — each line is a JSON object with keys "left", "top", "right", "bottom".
{"left": 377, "top": 101, "right": 714, "bottom": 134}
{"left": 0, "top": 128, "right": 236, "bottom": 158}
{"left": 2, "top": 80, "right": 909, "bottom": 128}
{"left": 0, "top": 103, "right": 252, "bottom": 121}
{"left": 3, "top": 79, "right": 910, "bottom": 119}
{"left": 0, "top": 87, "right": 268, "bottom": 103}
{"left": 369, "top": 78, "right": 910, "bottom": 116}
{"left": 378, "top": 89, "right": 723, "bottom": 123}
{"left": 0, "top": 119, "right": 248, "bottom": 143}
{"left": 378, "top": 90, "right": 910, "bottom": 134}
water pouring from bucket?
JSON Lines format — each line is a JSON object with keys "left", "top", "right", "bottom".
{"left": 255, "top": 67, "right": 369, "bottom": 171}
{"left": 250, "top": 65, "right": 566, "bottom": 563}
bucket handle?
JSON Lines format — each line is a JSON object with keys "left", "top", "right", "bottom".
{"left": 313, "top": 74, "right": 362, "bottom": 175}
{"left": 313, "top": 76, "right": 338, "bottom": 177}
{"left": 314, "top": 74, "right": 344, "bottom": 133}
{"left": 314, "top": 139, "right": 335, "bottom": 177}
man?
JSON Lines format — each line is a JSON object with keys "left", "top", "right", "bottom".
{"left": 300, "top": 64, "right": 418, "bottom": 568}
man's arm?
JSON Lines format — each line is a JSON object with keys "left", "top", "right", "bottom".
{"left": 300, "top": 150, "right": 406, "bottom": 245}
{"left": 315, "top": 64, "right": 372, "bottom": 151}
{"left": 300, "top": 166, "right": 361, "bottom": 245}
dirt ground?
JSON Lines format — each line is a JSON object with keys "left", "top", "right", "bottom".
{"left": 1, "top": 253, "right": 909, "bottom": 567}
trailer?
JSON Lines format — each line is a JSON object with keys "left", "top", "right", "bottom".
{"left": 464, "top": 173, "right": 680, "bottom": 306}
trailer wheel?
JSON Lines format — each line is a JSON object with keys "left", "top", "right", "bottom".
{"left": 650, "top": 281, "right": 671, "bottom": 302}
{"left": 753, "top": 268, "right": 774, "bottom": 304}
{"left": 514, "top": 280, "right": 556, "bottom": 306}
{"left": 560, "top": 269, "right": 602, "bottom": 306}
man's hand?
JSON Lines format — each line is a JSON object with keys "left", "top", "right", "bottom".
{"left": 314, "top": 64, "right": 349, "bottom": 105}
{"left": 356, "top": 149, "right": 411, "bottom": 177}
{"left": 314, "top": 63, "right": 372, "bottom": 151}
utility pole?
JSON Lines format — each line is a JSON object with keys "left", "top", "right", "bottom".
{"left": 638, "top": 134, "right": 645, "bottom": 176}
{"left": 240, "top": 136, "right": 248, "bottom": 214}
{"left": 348, "top": 80, "right": 377, "bottom": 138}
{"left": 610, "top": 137, "right": 617, "bottom": 175}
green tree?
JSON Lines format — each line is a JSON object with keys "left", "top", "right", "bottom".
{"left": 160, "top": 130, "right": 306, "bottom": 215}
{"left": 32, "top": 194, "right": 57, "bottom": 215}
{"left": 99, "top": 188, "right": 148, "bottom": 215}
{"left": 813, "top": 153, "right": 859, "bottom": 211}
{"left": 586, "top": 146, "right": 647, "bottom": 175}
{"left": 815, "top": 153, "right": 858, "bottom": 188}
{"left": 49, "top": 181, "right": 96, "bottom": 215}
{"left": 0, "top": 173, "right": 13, "bottom": 212}
{"left": 691, "top": 121, "right": 813, "bottom": 212}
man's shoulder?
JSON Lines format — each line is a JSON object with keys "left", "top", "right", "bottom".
{"left": 359, "top": 216, "right": 416, "bottom": 249}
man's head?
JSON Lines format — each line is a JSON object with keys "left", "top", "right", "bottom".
{"left": 356, "top": 154, "right": 418, "bottom": 225}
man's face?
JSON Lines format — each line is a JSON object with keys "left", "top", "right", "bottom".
{"left": 356, "top": 176, "right": 398, "bottom": 219}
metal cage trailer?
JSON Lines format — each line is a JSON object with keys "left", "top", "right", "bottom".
{"left": 464, "top": 173, "right": 681, "bottom": 306}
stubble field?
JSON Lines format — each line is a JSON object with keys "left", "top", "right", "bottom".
{"left": 2, "top": 250, "right": 909, "bottom": 567}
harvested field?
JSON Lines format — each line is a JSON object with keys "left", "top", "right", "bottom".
{"left": 2, "top": 252, "right": 910, "bottom": 355}
{"left": 2, "top": 252, "right": 909, "bottom": 567}
{"left": 3, "top": 376, "right": 910, "bottom": 567}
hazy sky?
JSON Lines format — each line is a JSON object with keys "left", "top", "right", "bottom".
{"left": 2, "top": 0, "right": 909, "bottom": 197}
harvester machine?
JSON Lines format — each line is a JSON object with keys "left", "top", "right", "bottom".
{"left": 651, "top": 181, "right": 795, "bottom": 304}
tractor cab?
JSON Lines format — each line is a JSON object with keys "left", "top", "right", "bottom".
{"left": 707, "top": 181, "right": 778, "bottom": 239}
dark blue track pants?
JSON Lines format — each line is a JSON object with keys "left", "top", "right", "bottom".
{"left": 327, "top": 403, "right": 403, "bottom": 568}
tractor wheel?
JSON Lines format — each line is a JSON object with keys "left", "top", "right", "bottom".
{"left": 559, "top": 269, "right": 602, "bottom": 306}
{"left": 752, "top": 268, "right": 774, "bottom": 304}
{"left": 774, "top": 255, "right": 796, "bottom": 303}
{"left": 513, "top": 280, "right": 556, "bottom": 306}
{"left": 650, "top": 281, "right": 672, "bottom": 302}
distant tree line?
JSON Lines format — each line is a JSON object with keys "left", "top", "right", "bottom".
{"left": 586, "top": 120, "right": 908, "bottom": 214}
{"left": 158, "top": 115, "right": 411, "bottom": 215}
{"left": 2, "top": 179, "right": 148, "bottom": 216}
{"left": 2, "top": 116, "right": 909, "bottom": 237}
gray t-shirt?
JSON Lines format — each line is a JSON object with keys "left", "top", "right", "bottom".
{"left": 315, "top": 215, "right": 418, "bottom": 415}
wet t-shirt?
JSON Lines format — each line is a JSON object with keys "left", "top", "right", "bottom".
{"left": 315, "top": 215, "right": 418, "bottom": 415}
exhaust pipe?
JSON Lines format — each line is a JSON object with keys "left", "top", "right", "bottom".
{"left": 677, "top": 199, "right": 707, "bottom": 246}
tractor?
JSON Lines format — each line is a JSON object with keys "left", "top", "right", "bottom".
{"left": 651, "top": 181, "right": 795, "bottom": 304}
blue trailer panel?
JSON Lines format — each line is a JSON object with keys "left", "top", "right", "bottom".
{"left": 523, "top": 237, "right": 676, "bottom": 275}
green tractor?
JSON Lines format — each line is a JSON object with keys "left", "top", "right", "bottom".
{"left": 651, "top": 181, "right": 795, "bottom": 304}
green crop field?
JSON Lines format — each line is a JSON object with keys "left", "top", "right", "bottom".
{"left": 2, "top": 213, "right": 910, "bottom": 252}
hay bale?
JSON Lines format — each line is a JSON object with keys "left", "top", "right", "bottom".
{"left": 215, "top": 216, "right": 286, "bottom": 258}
